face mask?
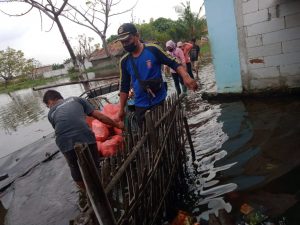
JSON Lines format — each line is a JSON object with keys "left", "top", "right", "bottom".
{"left": 123, "top": 42, "right": 137, "bottom": 52}
{"left": 167, "top": 48, "right": 174, "bottom": 52}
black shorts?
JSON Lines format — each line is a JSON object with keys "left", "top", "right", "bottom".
{"left": 134, "top": 100, "right": 164, "bottom": 126}
{"left": 63, "top": 143, "right": 100, "bottom": 182}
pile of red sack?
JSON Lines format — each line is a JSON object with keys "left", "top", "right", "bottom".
{"left": 86, "top": 103, "right": 123, "bottom": 157}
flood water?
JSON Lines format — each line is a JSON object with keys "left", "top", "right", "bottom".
{"left": 0, "top": 64, "right": 299, "bottom": 225}
{"left": 0, "top": 78, "right": 117, "bottom": 158}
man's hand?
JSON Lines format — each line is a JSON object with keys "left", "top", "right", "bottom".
{"left": 184, "top": 76, "right": 198, "bottom": 91}
{"left": 91, "top": 110, "right": 124, "bottom": 129}
{"left": 116, "top": 121, "right": 125, "bottom": 130}
{"left": 176, "top": 66, "right": 199, "bottom": 91}
{"left": 118, "top": 109, "right": 126, "bottom": 122}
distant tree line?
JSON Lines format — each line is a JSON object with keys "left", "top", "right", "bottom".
{"left": 107, "top": 2, "right": 207, "bottom": 46}
{"left": 0, "top": 47, "right": 41, "bottom": 86}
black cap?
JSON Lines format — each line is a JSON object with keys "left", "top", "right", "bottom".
{"left": 116, "top": 23, "right": 137, "bottom": 41}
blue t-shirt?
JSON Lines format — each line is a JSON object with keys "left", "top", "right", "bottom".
{"left": 48, "top": 97, "right": 96, "bottom": 153}
{"left": 120, "top": 44, "right": 180, "bottom": 108}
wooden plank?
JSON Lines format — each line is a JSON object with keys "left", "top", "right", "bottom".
{"left": 33, "top": 76, "right": 119, "bottom": 91}
{"left": 74, "top": 143, "right": 117, "bottom": 225}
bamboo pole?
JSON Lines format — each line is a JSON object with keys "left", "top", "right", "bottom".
{"left": 32, "top": 75, "right": 119, "bottom": 90}
{"left": 71, "top": 93, "right": 191, "bottom": 225}
{"left": 183, "top": 116, "right": 196, "bottom": 161}
{"left": 74, "top": 143, "right": 117, "bottom": 225}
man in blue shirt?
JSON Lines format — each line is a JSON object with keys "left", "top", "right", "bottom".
{"left": 117, "top": 23, "right": 198, "bottom": 123}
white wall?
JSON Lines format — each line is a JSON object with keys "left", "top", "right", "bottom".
{"left": 43, "top": 60, "right": 94, "bottom": 78}
{"left": 236, "top": 0, "right": 300, "bottom": 92}
{"left": 43, "top": 68, "right": 69, "bottom": 78}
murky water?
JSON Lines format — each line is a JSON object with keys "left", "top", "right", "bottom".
{"left": 0, "top": 64, "right": 299, "bottom": 225}
{"left": 182, "top": 94, "right": 300, "bottom": 223}
{"left": 180, "top": 64, "right": 300, "bottom": 224}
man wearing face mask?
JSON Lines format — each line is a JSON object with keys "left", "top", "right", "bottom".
{"left": 116, "top": 23, "right": 198, "bottom": 124}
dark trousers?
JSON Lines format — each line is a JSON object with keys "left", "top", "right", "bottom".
{"left": 63, "top": 143, "right": 100, "bottom": 182}
{"left": 135, "top": 100, "right": 165, "bottom": 127}
{"left": 171, "top": 73, "right": 185, "bottom": 95}
{"left": 186, "top": 62, "right": 194, "bottom": 79}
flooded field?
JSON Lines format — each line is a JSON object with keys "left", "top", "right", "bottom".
{"left": 0, "top": 78, "right": 117, "bottom": 158}
{"left": 0, "top": 63, "right": 299, "bottom": 224}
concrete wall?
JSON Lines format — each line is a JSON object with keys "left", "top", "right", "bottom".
{"left": 236, "top": 0, "right": 300, "bottom": 92}
{"left": 43, "top": 68, "right": 69, "bottom": 78}
{"left": 205, "top": 0, "right": 243, "bottom": 93}
{"left": 91, "top": 57, "right": 120, "bottom": 77}
{"left": 43, "top": 60, "right": 94, "bottom": 78}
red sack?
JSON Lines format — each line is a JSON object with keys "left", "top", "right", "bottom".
{"left": 96, "top": 141, "right": 104, "bottom": 157}
{"left": 92, "top": 120, "right": 110, "bottom": 142}
{"left": 86, "top": 116, "right": 94, "bottom": 128}
{"left": 97, "top": 138, "right": 119, "bottom": 157}
{"left": 111, "top": 135, "right": 123, "bottom": 146}
{"left": 101, "top": 103, "right": 121, "bottom": 122}
{"left": 102, "top": 103, "right": 120, "bottom": 115}
{"left": 113, "top": 127, "right": 123, "bottom": 135}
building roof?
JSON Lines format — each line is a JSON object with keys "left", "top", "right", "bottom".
{"left": 90, "top": 42, "right": 124, "bottom": 61}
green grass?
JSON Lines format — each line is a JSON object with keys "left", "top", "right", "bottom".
{"left": 0, "top": 76, "right": 60, "bottom": 94}
{"left": 200, "top": 42, "right": 211, "bottom": 57}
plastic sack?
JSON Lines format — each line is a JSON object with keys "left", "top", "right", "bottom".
{"left": 111, "top": 135, "right": 124, "bottom": 150}
{"left": 97, "top": 138, "right": 118, "bottom": 157}
{"left": 92, "top": 119, "right": 110, "bottom": 142}
{"left": 101, "top": 103, "right": 121, "bottom": 122}
{"left": 171, "top": 210, "right": 194, "bottom": 225}
{"left": 113, "top": 127, "right": 123, "bottom": 135}
{"left": 85, "top": 116, "right": 94, "bottom": 128}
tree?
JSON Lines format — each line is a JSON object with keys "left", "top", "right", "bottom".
{"left": 133, "top": 2, "right": 207, "bottom": 45}
{"left": 63, "top": 0, "right": 137, "bottom": 67}
{"left": 23, "top": 58, "right": 41, "bottom": 79}
{"left": 106, "top": 34, "right": 118, "bottom": 44}
{"left": 0, "top": 0, "right": 79, "bottom": 72}
{"left": 0, "top": 47, "right": 39, "bottom": 86}
{"left": 136, "top": 18, "right": 185, "bottom": 45}
{"left": 74, "top": 34, "right": 95, "bottom": 72}
{"left": 0, "top": 48, "right": 25, "bottom": 85}
{"left": 176, "top": 1, "right": 207, "bottom": 40}
{"left": 52, "top": 63, "right": 64, "bottom": 70}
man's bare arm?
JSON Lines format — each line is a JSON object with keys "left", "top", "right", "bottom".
{"left": 176, "top": 66, "right": 198, "bottom": 91}
{"left": 118, "top": 92, "right": 129, "bottom": 121}
{"left": 91, "top": 110, "right": 124, "bottom": 129}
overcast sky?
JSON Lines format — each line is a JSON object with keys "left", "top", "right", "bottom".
{"left": 0, "top": 0, "right": 204, "bottom": 65}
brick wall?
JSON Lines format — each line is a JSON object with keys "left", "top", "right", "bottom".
{"left": 237, "top": 0, "right": 300, "bottom": 91}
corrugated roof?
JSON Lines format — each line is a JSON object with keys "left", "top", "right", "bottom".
{"left": 90, "top": 42, "right": 124, "bottom": 61}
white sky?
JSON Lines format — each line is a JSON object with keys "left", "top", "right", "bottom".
{"left": 0, "top": 0, "right": 204, "bottom": 65}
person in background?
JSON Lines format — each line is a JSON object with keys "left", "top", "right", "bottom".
{"left": 116, "top": 23, "right": 198, "bottom": 124}
{"left": 177, "top": 41, "right": 194, "bottom": 79}
{"left": 189, "top": 38, "right": 200, "bottom": 79}
{"left": 43, "top": 90, "right": 124, "bottom": 211}
{"left": 165, "top": 40, "right": 187, "bottom": 95}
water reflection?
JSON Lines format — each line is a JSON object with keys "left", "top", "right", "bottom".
{"left": 184, "top": 94, "right": 300, "bottom": 222}
{"left": 0, "top": 91, "right": 46, "bottom": 134}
